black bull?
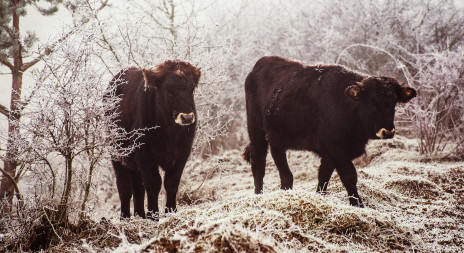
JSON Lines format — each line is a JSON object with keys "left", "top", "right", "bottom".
{"left": 243, "top": 56, "right": 416, "bottom": 207}
{"left": 110, "top": 60, "right": 201, "bottom": 219}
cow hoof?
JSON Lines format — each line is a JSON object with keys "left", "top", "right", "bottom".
{"left": 348, "top": 197, "right": 364, "bottom": 208}
{"left": 165, "top": 207, "right": 177, "bottom": 214}
{"left": 119, "top": 216, "right": 130, "bottom": 221}
{"left": 134, "top": 212, "right": 146, "bottom": 219}
{"left": 120, "top": 212, "right": 131, "bottom": 221}
{"left": 147, "top": 211, "right": 160, "bottom": 221}
{"left": 352, "top": 203, "right": 365, "bottom": 208}
{"left": 316, "top": 190, "right": 327, "bottom": 195}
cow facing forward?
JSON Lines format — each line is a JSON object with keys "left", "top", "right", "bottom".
{"left": 243, "top": 56, "right": 416, "bottom": 207}
{"left": 110, "top": 60, "right": 201, "bottom": 219}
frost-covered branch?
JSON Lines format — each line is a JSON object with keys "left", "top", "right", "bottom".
{"left": 336, "top": 44, "right": 415, "bottom": 85}
{"left": 0, "top": 104, "right": 9, "bottom": 117}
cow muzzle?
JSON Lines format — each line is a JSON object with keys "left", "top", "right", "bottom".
{"left": 376, "top": 128, "right": 395, "bottom": 139}
{"left": 175, "top": 112, "right": 195, "bottom": 126}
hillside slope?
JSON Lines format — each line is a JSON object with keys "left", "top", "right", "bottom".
{"left": 51, "top": 136, "right": 464, "bottom": 252}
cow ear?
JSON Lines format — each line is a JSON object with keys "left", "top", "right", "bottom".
{"left": 398, "top": 87, "right": 417, "bottom": 103}
{"left": 345, "top": 83, "right": 365, "bottom": 101}
{"left": 192, "top": 68, "right": 201, "bottom": 88}
{"left": 142, "top": 68, "right": 162, "bottom": 91}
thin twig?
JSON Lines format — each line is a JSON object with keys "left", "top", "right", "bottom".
{"left": 43, "top": 206, "right": 63, "bottom": 244}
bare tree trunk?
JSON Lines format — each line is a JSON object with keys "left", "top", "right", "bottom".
{"left": 58, "top": 156, "right": 73, "bottom": 223}
{"left": 79, "top": 162, "right": 95, "bottom": 222}
{"left": 0, "top": 0, "right": 23, "bottom": 211}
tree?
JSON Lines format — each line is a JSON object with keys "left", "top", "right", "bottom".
{"left": 6, "top": 23, "right": 144, "bottom": 224}
{"left": 0, "top": 24, "right": 148, "bottom": 250}
{"left": 0, "top": 0, "right": 108, "bottom": 211}
{"left": 0, "top": 0, "right": 67, "bottom": 210}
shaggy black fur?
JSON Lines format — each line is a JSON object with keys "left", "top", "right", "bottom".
{"left": 110, "top": 61, "right": 201, "bottom": 219}
{"left": 244, "top": 56, "right": 416, "bottom": 207}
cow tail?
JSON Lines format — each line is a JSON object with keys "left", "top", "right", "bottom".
{"left": 242, "top": 144, "right": 251, "bottom": 163}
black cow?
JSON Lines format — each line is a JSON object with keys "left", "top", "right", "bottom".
{"left": 243, "top": 56, "right": 416, "bottom": 207}
{"left": 110, "top": 60, "right": 201, "bottom": 219}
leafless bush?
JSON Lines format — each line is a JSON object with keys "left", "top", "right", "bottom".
{"left": 0, "top": 197, "right": 157, "bottom": 252}
{"left": 337, "top": 44, "right": 464, "bottom": 159}
{"left": 0, "top": 22, "right": 144, "bottom": 230}
{"left": 400, "top": 51, "right": 464, "bottom": 159}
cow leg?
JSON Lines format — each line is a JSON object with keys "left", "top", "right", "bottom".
{"left": 131, "top": 169, "right": 146, "bottom": 218}
{"left": 333, "top": 158, "right": 363, "bottom": 207}
{"left": 325, "top": 146, "right": 363, "bottom": 207}
{"left": 164, "top": 164, "right": 185, "bottom": 213}
{"left": 136, "top": 152, "right": 162, "bottom": 220}
{"left": 270, "top": 146, "right": 293, "bottom": 190}
{"left": 316, "top": 156, "right": 336, "bottom": 194}
{"left": 245, "top": 88, "right": 268, "bottom": 194}
{"left": 143, "top": 167, "right": 162, "bottom": 220}
{"left": 112, "top": 160, "right": 132, "bottom": 219}
{"left": 249, "top": 137, "right": 268, "bottom": 194}
{"left": 336, "top": 161, "right": 363, "bottom": 207}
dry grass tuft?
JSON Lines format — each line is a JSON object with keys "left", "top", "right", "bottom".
{"left": 324, "top": 209, "right": 411, "bottom": 250}
{"left": 385, "top": 176, "right": 441, "bottom": 199}
{"left": 145, "top": 189, "right": 412, "bottom": 252}
{"left": 143, "top": 223, "right": 280, "bottom": 253}
{"left": 177, "top": 182, "right": 220, "bottom": 206}
{"left": 358, "top": 181, "right": 401, "bottom": 209}
{"left": 427, "top": 167, "right": 464, "bottom": 198}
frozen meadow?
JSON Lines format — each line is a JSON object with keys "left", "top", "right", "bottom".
{"left": 1, "top": 0, "right": 463, "bottom": 252}
{"left": 22, "top": 136, "right": 464, "bottom": 252}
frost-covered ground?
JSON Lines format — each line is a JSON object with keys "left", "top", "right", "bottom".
{"left": 61, "top": 136, "right": 463, "bottom": 252}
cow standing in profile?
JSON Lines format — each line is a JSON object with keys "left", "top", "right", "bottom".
{"left": 110, "top": 60, "right": 201, "bottom": 219}
{"left": 243, "top": 56, "right": 416, "bottom": 207}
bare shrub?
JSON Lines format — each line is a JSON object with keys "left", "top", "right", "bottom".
{"left": 0, "top": 21, "right": 146, "bottom": 250}
{"left": 400, "top": 51, "right": 464, "bottom": 159}
{"left": 0, "top": 205, "right": 157, "bottom": 252}
{"left": 337, "top": 43, "right": 464, "bottom": 159}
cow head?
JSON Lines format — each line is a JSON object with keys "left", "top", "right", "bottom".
{"left": 345, "top": 76, "right": 416, "bottom": 139}
{"left": 142, "top": 60, "right": 201, "bottom": 126}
